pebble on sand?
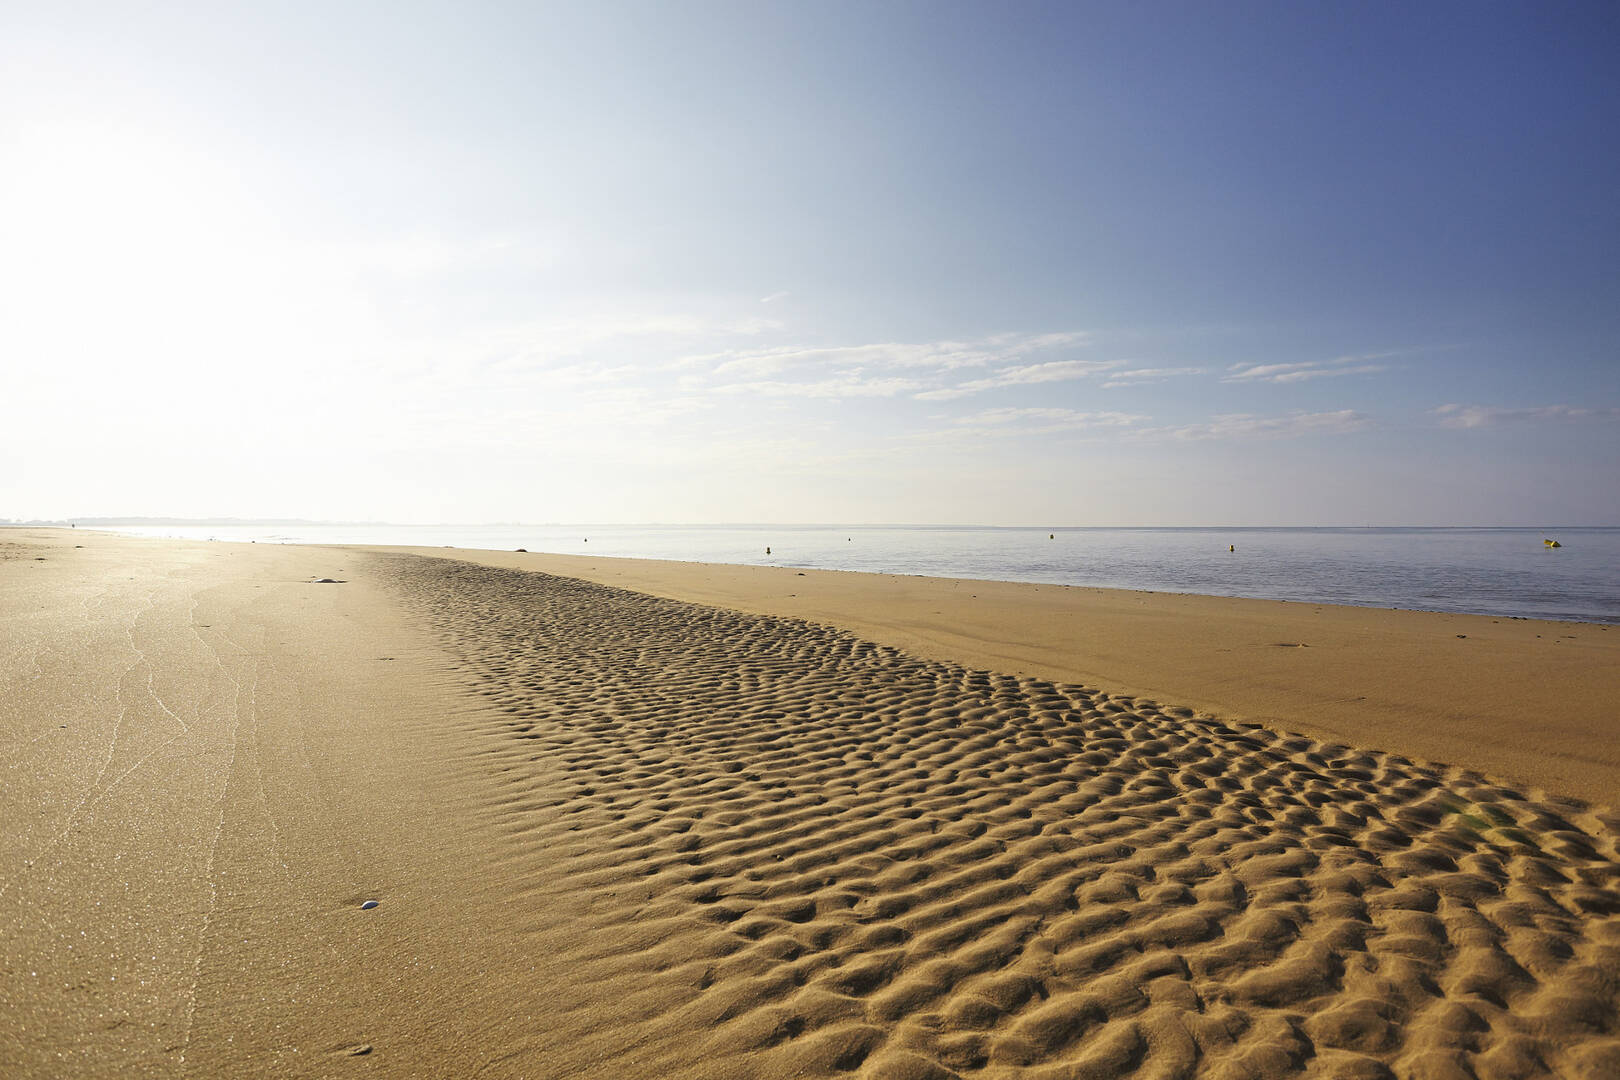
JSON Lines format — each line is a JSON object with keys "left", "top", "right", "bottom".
{"left": 360, "top": 899, "right": 380, "bottom": 910}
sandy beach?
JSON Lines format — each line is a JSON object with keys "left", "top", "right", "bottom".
{"left": 4, "top": 529, "right": 1618, "bottom": 1078}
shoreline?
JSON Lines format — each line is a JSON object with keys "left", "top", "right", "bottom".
{"left": 21, "top": 524, "right": 1620, "bottom": 804}
{"left": 362, "top": 544, "right": 1620, "bottom": 810}
{"left": 50, "top": 524, "right": 1620, "bottom": 628}
{"left": 378, "top": 543, "right": 1620, "bottom": 1078}
{"left": 5, "top": 529, "right": 1619, "bottom": 1077}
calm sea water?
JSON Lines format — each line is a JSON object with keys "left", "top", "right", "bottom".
{"left": 97, "top": 523, "right": 1620, "bottom": 625}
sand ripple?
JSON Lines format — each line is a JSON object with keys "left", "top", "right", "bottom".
{"left": 392, "top": 558, "right": 1620, "bottom": 1080}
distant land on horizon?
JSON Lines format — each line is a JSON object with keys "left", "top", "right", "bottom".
{"left": 5, "top": 518, "right": 1613, "bottom": 531}
{"left": 2, "top": 516, "right": 387, "bottom": 527}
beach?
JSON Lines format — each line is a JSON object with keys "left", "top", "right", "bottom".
{"left": 4, "top": 529, "right": 1618, "bottom": 1078}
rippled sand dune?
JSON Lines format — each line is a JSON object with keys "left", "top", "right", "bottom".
{"left": 4, "top": 532, "right": 1617, "bottom": 1078}
{"left": 391, "top": 557, "right": 1620, "bottom": 1080}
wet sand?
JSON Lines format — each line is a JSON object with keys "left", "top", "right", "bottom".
{"left": 4, "top": 530, "right": 1618, "bottom": 1078}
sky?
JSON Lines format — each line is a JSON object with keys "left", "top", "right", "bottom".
{"left": 3, "top": 1, "right": 1617, "bottom": 525}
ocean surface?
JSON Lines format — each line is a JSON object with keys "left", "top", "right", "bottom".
{"left": 93, "top": 523, "right": 1620, "bottom": 625}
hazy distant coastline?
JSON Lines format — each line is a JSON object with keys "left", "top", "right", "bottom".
{"left": 53, "top": 521, "right": 1620, "bottom": 625}
{"left": 2, "top": 516, "right": 388, "bottom": 527}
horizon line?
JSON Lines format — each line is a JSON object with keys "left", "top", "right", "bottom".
{"left": 10, "top": 519, "right": 1615, "bottom": 531}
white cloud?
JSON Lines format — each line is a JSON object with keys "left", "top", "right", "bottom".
{"left": 1434, "top": 403, "right": 1620, "bottom": 428}
{"left": 680, "top": 330, "right": 1094, "bottom": 399}
{"left": 900, "top": 407, "right": 1149, "bottom": 449}
{"left": 759, "top": 290, "right": 790, "bottom": 303}
{"left": 707, "top": 349, "right": 814, "bottom": 379}
{"left": 713, "top": 373, "right": 925, "bottom": 399}
{"left": 916, "top": 358, "right": 1123, "bottom": 400}
{"left": 692, "top": 342, "right": 963, "bottom": 374}
{"left": 952, "top": 407, "right": 1147, "bottom": 429}
{"left": 1225, "top": 351, "right": 1397, "bottom": 384}
{"left": 686, "top": 333, "right": 1081, "bottom": 377}
{"left": 1003, "top": 331, "right": 1093, "bottom": 351}
{"left": 507, "top": 313, "right": 780, "bottom": 352}
{"left": 1149, "top": 409, "right": 1372, "bottom": 441}
{"left": 1100, "top": 366, "right": 1206, "bottom": 389}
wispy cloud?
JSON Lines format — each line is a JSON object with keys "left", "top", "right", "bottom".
{"left": 680, "top": 330, "right": 1095, "bottom": 400}
{"left": 684, "top": 331, "right": 1089, "bottom": 376}
{"left": 952, "top": 406, "right": 1148, "bottom": 431}
{"left": 713, "top": 373, "right": 925, "bottom": 398}
{"left": 899, "top": 406, "right": 1149, "bottom": 450}
{"left": 1224, "top": 350, "right": 1398, "bottom": 384}
{"left": 1100, "top": 366, "right": 1206, "bottom": 389}
{"left": 683, "top": 341, "right": 994, "bottom": 378}
{"left": 1434, "top": 403, "right": 1620, "bottom": 428}
{"left": 1148, "top": 409, "right": 1372, "bottom": 441}
{"left": 759, "top": 290, "right": 789, "bottom": 304}
{"left": 916, "top": 359, "right": 1123, "bottom": 400}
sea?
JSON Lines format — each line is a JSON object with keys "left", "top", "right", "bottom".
{"left": 91, "top": 523, "right": 1620, "bottom": 625}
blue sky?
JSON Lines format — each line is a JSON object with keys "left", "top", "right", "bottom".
{"left": 4, "top": 1, "right": 1617, "bottom": 524}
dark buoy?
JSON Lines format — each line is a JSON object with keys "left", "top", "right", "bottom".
{"left": 766, "top": 546, "right": 772, "bottom": 555}
{"left": 1229, "top": 545, "right": 1234, "bottom": 552}
{"left": 1049, "top": 534, "right": 1054, "bottom": 540}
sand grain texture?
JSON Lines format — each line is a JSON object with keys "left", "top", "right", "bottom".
{"left": 373, "top": 548, "right": 1620, "bottom": 809}
{"left": 0, "top": 533, "right": 695, "bottom": 1078}
{"left": 5, "top": 532, "right": 1619, "bottom": 1079}
{"left": 388, "top": 555, "right": 1620, "bottom": 1079}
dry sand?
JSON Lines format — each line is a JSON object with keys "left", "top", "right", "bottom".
{"left": 4, "top": 530, "right": 1618, "bottom": 1078}
{"left": 376, "top": 548, "right": 1620, "bottom": 810}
